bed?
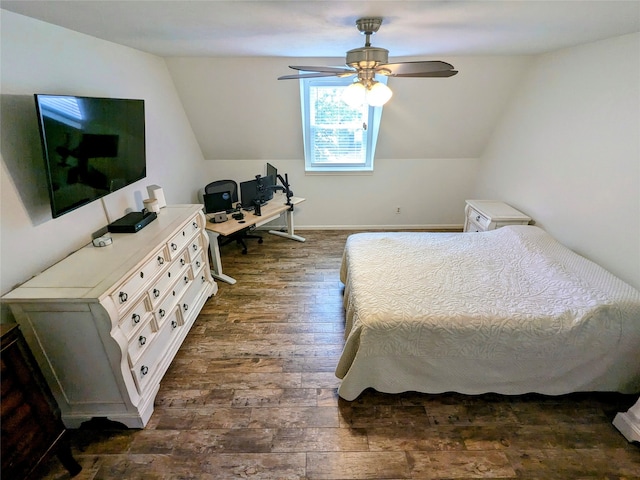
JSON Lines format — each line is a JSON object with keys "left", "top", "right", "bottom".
{"left": 336, "top": 225, "right": 640, "bottom": 401}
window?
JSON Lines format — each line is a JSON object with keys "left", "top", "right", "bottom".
{"left": 300, "top": 75, "right": 386, "bottom": 173}
{"left": 38, "top": 95, "right": 83, "bottom": 128}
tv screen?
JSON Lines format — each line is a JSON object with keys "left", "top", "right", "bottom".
{"left": 34, "top": 94, "right": 146, "bottom": 218}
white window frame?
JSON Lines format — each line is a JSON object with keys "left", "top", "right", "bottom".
{"left": 299, "top": 75, "right": 386, "bottom": 174}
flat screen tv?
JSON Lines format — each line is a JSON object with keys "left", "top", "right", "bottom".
{"left": 34, "top": 94, "right": 146, "bottom": 218}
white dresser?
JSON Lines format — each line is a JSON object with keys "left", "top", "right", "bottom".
{"left": 2, "top": 205, "right": 217, "bottom": 428}
{"left": 464, "top": 200, "right": 531, "bottom": 232}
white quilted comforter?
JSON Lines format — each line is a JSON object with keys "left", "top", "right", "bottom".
{"left": 336, "top": 226, "right": 640, "bottom": 400}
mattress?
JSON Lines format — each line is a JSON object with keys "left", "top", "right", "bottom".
{"left": 336, "top": 226, "right": 640, "bottom": 400}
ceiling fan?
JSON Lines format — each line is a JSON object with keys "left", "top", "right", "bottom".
{"left": 278, "top": 18, "right": 458, "bottom": 106}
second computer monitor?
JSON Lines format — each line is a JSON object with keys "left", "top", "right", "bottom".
{"left": 239, "top": 179, "right": 260, "bottom": 209}
{"left": 258, "top": 174, "right": 276, "bottom": 203}
{"left": 240, "top": 175, "right": 276, "bottom": 209}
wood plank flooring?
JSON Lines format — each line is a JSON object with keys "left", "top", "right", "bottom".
{"left": 33, "top": 230, "right": 639, "bottom": 479}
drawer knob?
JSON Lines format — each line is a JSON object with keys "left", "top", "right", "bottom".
{"left": 132, "top": 313, "right": 140, "bottom": 324}
{"left": 153, "top": 288, "right": 160, "bottom": 298}
{"left": 201, "top": 275, "right": 206, "bottom": 283}
{"left": 192, "top": 244, "right": 198, "bottom": 251}
{"left": 184, "top": 276, "right": 189, "bottom": 284}
{"left": 180, "top": 258, "right": 186, "bottom": 266}
{"left": 118, "top": 291, "right": 128, "bottom": 303}
{"left": 183, "top": 303, "right": 189, "bottom": 312}
{"left": 193, "top": 221, "right": 198, "bottom": 229}
{"left": 159, "top": 309, "right": 166, "bottom": 318}
{"left": 196, "top": 261, "right": 201, "bottom": 268}
{"left": 138, "top": 335, "right": 146, "bottom": 346}
{"left": 476, "top": 215, "right": 481, "bottom": 222}
{"left": 171, "top": 243, "right": 178, "bottom": 251}
{"left": 157, "top": 256, "right": 165, "bottom": 265}
{"left": 171, "top": 320, "right": 178, "bottom": 329}
{"left": 140, "top": 365, "right": 149, "bottom": 376}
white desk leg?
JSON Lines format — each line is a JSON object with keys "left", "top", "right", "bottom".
{"left": 205, "top": 230, "right": 236, "bottom": 285}
{"left": 268, "top": 207, "right": 306, "bottom": 242}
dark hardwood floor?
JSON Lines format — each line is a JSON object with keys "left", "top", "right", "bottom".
{"left": 33, "top": 230, "right": 639, "bottom": 479}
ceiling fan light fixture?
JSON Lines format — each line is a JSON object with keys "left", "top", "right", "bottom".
{"left": 366, "top": 81, "right": 393, "bottom": 106}
{"left": 342, "top": 81, "right": 367, "bottom": 107}
{"left": 342, "top": 80, "right": 393, "bottom": 107}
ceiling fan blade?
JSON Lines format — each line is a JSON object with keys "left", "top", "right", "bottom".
{"left": 391, "top": 70, "right": 459, "bottom": 78}
{"left": 377, "top": 61, "right": 456, "bottom": 76}
{"left": 288, "top": 65, "right": 355, "bottom": 74}
{"left": 278, "top": 72, "right": 343, "bottom": 80}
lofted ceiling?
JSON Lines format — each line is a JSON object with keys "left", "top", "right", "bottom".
{"left": 1, "top": 1, "right": 639, "bottom": 58}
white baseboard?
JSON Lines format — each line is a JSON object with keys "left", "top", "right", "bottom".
{"left": 257, "top": 224, "right": 464, "bottom": 231}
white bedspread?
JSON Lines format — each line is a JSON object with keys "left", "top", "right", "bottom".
{"left": 336, "top": 226, "right": 640, "bottom": 400}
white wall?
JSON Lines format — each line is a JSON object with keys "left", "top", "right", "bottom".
{"left": 197, "top": 158, "right": 477, "bottom": 229}
{"left": 165, "top": 55, "right": 531, "bottom": 228}
{"left": 474, "top": 33, "right": 640, "bottom": 290}
{"left": 0, "top": 12, "right": 205, "bottom": 305}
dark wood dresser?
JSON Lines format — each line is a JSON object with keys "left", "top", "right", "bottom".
{"left": 1, "top": 323, "right": 81, "bottom": 479}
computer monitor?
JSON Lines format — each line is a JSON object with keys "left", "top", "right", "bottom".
{"left": 257, "top": 174, "right": 276, "bottom": 203}
{"left": 239, "top": 179, "right": 260, "bottom": 209}
{"left": 241, "top": 175, "right": 276, "bottom": 209}
{"left": 266, "top": 162, "right": 277, "bottom": 180}
{"left": 204, "top": 191, "right": 233, "bottom": 214}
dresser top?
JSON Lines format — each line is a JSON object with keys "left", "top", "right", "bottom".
{"left": 466, "top": 200, "right": 531, "bottom": 221}
{"left": 2, "top": 205, "right": 203, "bottom": 303}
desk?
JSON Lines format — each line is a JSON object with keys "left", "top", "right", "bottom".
{"left": 204, "top": 196, "right": 305, "bottom": 284}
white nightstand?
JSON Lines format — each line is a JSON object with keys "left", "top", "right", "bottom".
{"left": 464, "top": 200, "right": 531, "bottom": 232}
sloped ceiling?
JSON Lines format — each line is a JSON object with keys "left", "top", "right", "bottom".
{"left": 165, "top": 55, "right": 532, "bottom": 159}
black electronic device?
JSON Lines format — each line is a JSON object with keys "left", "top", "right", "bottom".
{"left": 204, "top": 190, "right": 234, "bottom": 214}
{"left": 34, "top": 94, "right": 146, "bottom": 218}
{"left": 266, "top": 162, "right": 277, "bottom": 180}
{"left": 239, "top": 178, "right": 260, "bottom": 209}
{"left": 256, "top": 174, "right": 276, "bottom": 203}
{"left": 107, "top": 211, "right": 156, "bottom": 233}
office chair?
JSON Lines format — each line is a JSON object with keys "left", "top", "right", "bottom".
{"left": 204, "top": 180, "right": 263, "bottom": 255}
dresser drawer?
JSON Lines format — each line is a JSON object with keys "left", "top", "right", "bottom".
{"left": 127, "top": 319, "right": 156, "bottom": 366}
{"left": 131, "top": 307, "right": 182, "bottom": 394}
{"left": 466, "top": 206, "right": 490, "bottom": 230}
{"left": 111, "top": 247, "right": 169, "bottom": 313}
{"left": 147, "top": 250, "right": 190, "bottom": 308}
{"left": 466, "top": 218, "right": 486, "bottom": 233}
{"left": 188, "top": 234, "right": 204, "bottom": 259}
{"left": 167, "top": 215, "right": 201, "bottom": 260}
{"left": 154, "top": 272, "right": 192, "bottom": 327}
{"left": 119, "top": 297, "right": 152, "bottom": 341}
{"left": 178, "top": 278, "right": 207, "bottom": 324}
{"left": 190, "top": 247, "right": 207, "bottom": 275}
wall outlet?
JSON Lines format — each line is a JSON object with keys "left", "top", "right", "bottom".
{"left": 396, "top": 207, "right": 401, "bottom": 214}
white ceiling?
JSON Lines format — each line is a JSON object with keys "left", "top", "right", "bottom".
{"left": 1, "top": 1, "right": 639, "bottom": 58}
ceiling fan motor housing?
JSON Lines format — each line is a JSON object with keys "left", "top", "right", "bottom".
{"left": 346, "top": 46, "right": 389, "bottom": 69}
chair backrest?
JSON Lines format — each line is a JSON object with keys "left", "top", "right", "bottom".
{"left": 204, "top": 180, "right": 238, "bottom": 203}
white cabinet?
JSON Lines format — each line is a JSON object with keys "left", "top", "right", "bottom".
{"left": 2, "top": 205, "right": 217, "bottom": 428}
{"left": 464, "top": 200, "right": 531, "bottom": 232}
